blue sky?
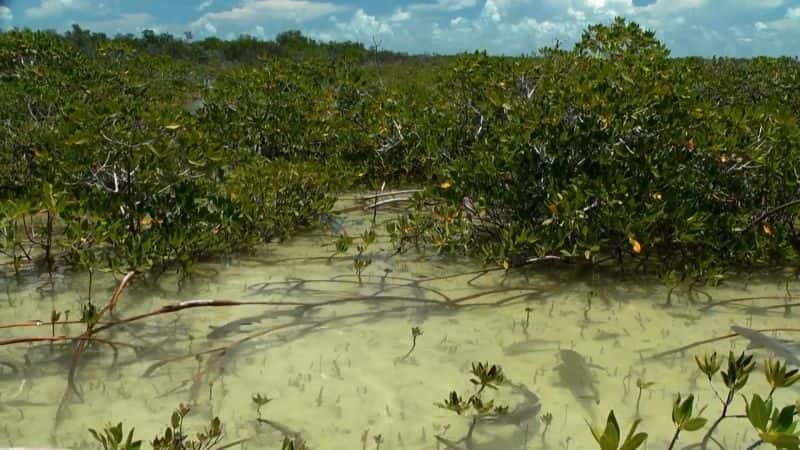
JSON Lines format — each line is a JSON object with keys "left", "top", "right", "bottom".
{"left": 1, "top": 0, "right": 799, "bottom": 56}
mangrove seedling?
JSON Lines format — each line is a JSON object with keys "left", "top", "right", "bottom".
{"left": 397, "top": 326, "right": 423, "bottom": 363}
{"left": 373, "top": 434, "right": 384, "bottom": 450}
{"left": 764, "top": 358, "right": 800, "bottom": 399}
{"left": 89, "top": 422, "right": 142, "bottom": 450}
{"left": 522, "top": 307, "right": 532, "bottom": 335}
{"left": 281, "top": 437, "right": 308, "bottom": 450}
{"left": 361, "top": 227, "right": 376, "bottom": 247}
{"left": 334, "top": 231, "right": 353, "bottom": 255}
{"left": 693, "top": 351, "right": 755, "bottom": 447}
{"left": 668, "top": 394, "right": 707, "bottom": 449}
{"left": 604, "top": 349, "right": 800, "bottom": 450}
{"left": 81, "top": 301, "right": 99, "bottom": 330}
{"left": 540, "top": 411, "right": 553, "bottom": 444}
{"left": 744, "top": 394, "right": 800, "bottom": 449}
{"left": 584, "top": 290, "right": 594, "bottom": 323}
{"left": 635, "top": 378, "right": 654, "bottom": 418}
{"left": 695, "top": 352, "right": 722, "bottom": 381}
{"left": 151, "top": 404, "right": 224, "bottom": 450}
{"left": 252, "top": 393, "right": 273, "bottom": 418}
{"left": 50, "top": 309, "right": 60, "bottom": 337}
{"left": 353, "top": 244, "right": 372, "bottom": 284}
{"left": 588, "top": 410, "right": 647, "bottom": 450}
{"left": 435, "top": 362, "right": 510, "bottom": 449}
{"left": 722, "top": 351, "right": 757, "bottom": 393}
{"left": 470, "top": 361, "right": 505, "bottom": 394}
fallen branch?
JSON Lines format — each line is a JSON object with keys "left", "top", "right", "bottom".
{"left": 358, "top": 189, "right": 422, "bottom": 201}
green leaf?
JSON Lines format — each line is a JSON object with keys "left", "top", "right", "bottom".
{"left": 762, "top": 431, "right": 800, "bottom": 449}
{"left": 109, "top": 423, "right": 123, "bottom": 444}
{"left": 747, "top": 394, "right": 770, "bottom": 431}
{"left": 680, "top": 395, "right": 695, "bottom": 421}
{"left": 620, "top": 419, "right": 648, "bottom": 450}
{"left": 88, "top": 429, "right": 103, "bottom": 446}
{"left": 620, "top": 432, "right": 648, "bottom": 450}
{"left": 597, "top": 410, "right": 621, "bottom": 450}
{"left": 681, "top": 417, "right": 707, "bottom": 432}
{"left": 775, "top": 405, "right": 797, "bottom": 432}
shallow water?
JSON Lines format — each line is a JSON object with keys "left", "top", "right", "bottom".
{"left": 1, "top": 199, "right": 800, "bottom": 450}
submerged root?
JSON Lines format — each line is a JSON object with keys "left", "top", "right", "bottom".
{"left": 0, "top": 267, "right": 555, "bottom": 436}
{"left": 698, "top": 296, "right": 790, "bottom": 312}
{"left": 648, "top": 327, "right": 800, "bottom": 360}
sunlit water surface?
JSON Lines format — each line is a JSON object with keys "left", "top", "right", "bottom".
{"left": 1, "top": 199, "right": 799, "bottom": 450}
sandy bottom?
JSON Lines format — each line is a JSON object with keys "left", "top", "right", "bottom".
{"left": 1, "top": 202, "right": 799, "bottom": 450}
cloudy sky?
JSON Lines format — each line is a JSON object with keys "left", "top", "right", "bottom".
{"left": 0, "top": 0, "right": 798, "bottom": 56}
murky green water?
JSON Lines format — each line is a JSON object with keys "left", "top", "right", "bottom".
{"left": 2, "top": 198, "right": 799, "bottom": 450}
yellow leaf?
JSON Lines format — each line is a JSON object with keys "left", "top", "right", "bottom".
{"left": 502, "top": 260, "right": 510, "bottom": 270}
{"left": 440, "top": 181, "right": 453, "bottom": 189}
{"left": 164, "top": 124, "right": 181, "bottom": 130}
{"left": 763, "top": 223, "right": 774, "bottom": 236}
{"left": 631, "top": 238, "right": 642, "bottom": 254}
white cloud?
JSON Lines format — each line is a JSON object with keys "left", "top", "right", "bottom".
{"left": 481, "top": 0, "right": 501, "bottom": 23}
{"left": 635, "top": 0, "right": 704, "bottom": 12}
{"left": 26, "top": 0, "right": 91, "bottom": 19}
{"left": 390, "top": 9, "right": 412, "bottom": 22}
{"left": 192, "top": 0, "right": 345, "bottom": 29}
{"left": 585, "top": 0, "right": 607, "bottom": 8}
{"left": 0, "top": 6, "right": 12, "bottom": 22}
{"left": 78, "top": 13, "right": 155, "bottom": 34}
{"left": 510, "top": 18, "right": 561, "bottom": 35}
{"left": 190, "top": 0, "right": 346, "bottom": 39}
{"left": 728, "top": 0, "right": 783, "bottom": 8}
{"left": 197, "top": 0, "right": 214, "bottom": 12}
{"left": 291, "top": 0, "right": 800, "bottom": 57}
{"left": 333, "top": 8, "right": 393, "bottom": 39}
{"left": 567, "top": 7, "right": 586, "bottom": 21}
{"left": 762, "top": 5, "right": 800, "bottom": 31}
{"left": 409, "top": 0, "right": 478, "bottom": 13}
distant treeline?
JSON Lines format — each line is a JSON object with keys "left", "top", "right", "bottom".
{"left": 36, "top": 25, "right": 434, "bottom": 65}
